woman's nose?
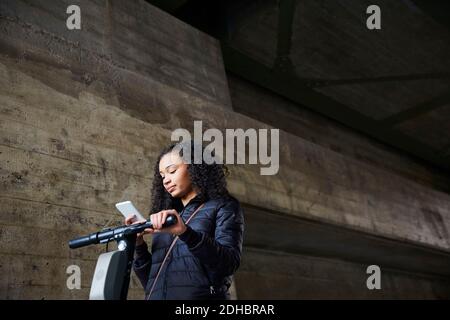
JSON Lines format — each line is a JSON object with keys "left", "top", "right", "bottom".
{"left": 163, "top": 176, "right": 171, "bottom": 185}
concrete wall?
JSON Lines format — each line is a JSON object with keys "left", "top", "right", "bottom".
{"left": 0, "top": 0, "right": 449, "bottom": 299}
{"left": 237, "top": 248, "right": 450, "bottom": 299}
{"left": 0, "top": 0, "right": 232, "bottom": 299}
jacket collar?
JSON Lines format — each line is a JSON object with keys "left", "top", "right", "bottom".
{"left": 173, "top": 193, "right": 204, "bottom": 214}
{"left": 183, "top": 193, "right": 203, "bottom": 208}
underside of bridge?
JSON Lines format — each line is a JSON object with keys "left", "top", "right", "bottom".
{"left": 0, "top": 0, "right": 449, "bottom": 299}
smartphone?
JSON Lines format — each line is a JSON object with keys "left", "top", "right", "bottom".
{"left": 115, "top": 201, "right": 146, "bottom": 223}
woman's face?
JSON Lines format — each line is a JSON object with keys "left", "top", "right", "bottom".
{"left": 159, "top": 151, "right": 194, "bottom": 198}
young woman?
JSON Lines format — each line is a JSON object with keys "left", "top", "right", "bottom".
{"left": 125, "top": 141, "right": 244, "bottom": 300}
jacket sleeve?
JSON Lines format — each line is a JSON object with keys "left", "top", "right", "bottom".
{"left": 178, "top": 198, "right": 244, "bottom": 277}
{"left": 132, "top": 241, "right": 152, "bottom": 289}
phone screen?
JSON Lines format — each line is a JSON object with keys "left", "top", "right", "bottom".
{"left": 115, "top": 201, "right": 146, "bottom": 222}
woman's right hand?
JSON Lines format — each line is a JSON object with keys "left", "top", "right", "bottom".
{"left": 124, "top": 215, "right": 154, "bottom": 246}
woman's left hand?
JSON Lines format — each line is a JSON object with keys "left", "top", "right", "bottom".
{"left": 149, "top": 209, "right": 187, "bottom": 236}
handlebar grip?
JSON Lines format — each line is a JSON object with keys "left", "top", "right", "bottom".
{"left": 162, "top": 214, "right": 177, "bottom": 228}
{"left": 69, "top": 233, "right": 97, "bottom": 249}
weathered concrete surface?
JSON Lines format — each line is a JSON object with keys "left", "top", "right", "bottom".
{"left": 228, "top": 74, "right": 450, "bottom": 193}
{"left": 0, "top": 0, "right": 449, "bottom": 299}
{"left": 236, "top": 247, "right": 450, "bottom": 299}
{"left": 237, "top": 204, "right": 450, "bottom": 299}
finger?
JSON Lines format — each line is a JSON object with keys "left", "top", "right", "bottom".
{"left": 157, "top": 211, "right": 164, "bottom": 229}
{"left": 169, "top": 209, "right": 179, "bottom": 221}
{"left": 161, "top": 211, "right": 167, "bottom": 228}
{"left": 125, "top": 215, "right": 136, "bottom": 225}
{"left": 131, "top": 219, "right": 146, "bottom": 227}
{"left": 152, "top": 212, "right": 158, "bottom": 229}
{"left": 161, "top": 211, "right": 168, "bottom": 229}
{"left": 153, "top": 212, "right": 159, "bottom": 230}
{"left": 150, "top": 214, "right": 157, "bottom": 229}
{"left": 168, "top": 209, "right": 180, "bottom": 222}
{"left": 152, "top": 213, "right": 159, "bottom": 229}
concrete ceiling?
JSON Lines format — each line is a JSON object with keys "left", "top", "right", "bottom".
{"left": 147, "top": 0, "right": 450, "bottom": 172}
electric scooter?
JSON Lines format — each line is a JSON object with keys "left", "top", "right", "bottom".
{"left": 68, "top": 215, "right": 176, "bottom": 300}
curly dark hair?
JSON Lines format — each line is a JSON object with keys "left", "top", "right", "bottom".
{"left": 150, "top": 141, "right": 230, "bottom": 213}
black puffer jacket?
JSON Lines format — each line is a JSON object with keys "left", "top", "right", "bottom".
{"left": 133, "top": 195, "right": 244, "bottom": 300}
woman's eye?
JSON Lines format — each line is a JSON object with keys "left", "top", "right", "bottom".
{"left": 169, "top": 170, "right": 176, "bottom": 174}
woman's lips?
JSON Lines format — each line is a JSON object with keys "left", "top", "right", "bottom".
{"left": 167, "top": 186, "right": 176, "bottom": 193}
